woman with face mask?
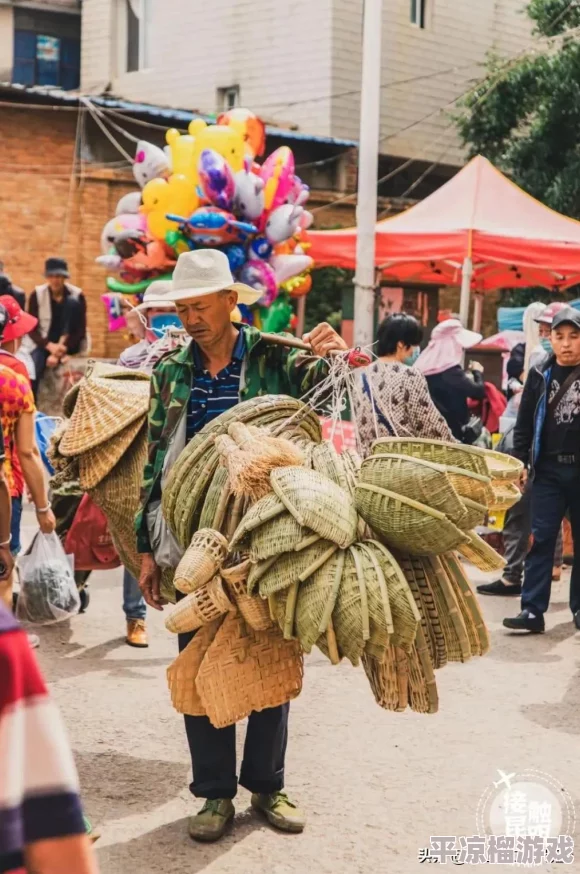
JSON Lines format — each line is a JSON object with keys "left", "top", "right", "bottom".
{"left": 355, "top": 313, "right": 454, "bottom": 457}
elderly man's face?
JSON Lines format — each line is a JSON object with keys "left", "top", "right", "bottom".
{"left": 175, "top": 290, "right": 237, "bottom": 345}
{"left": 47, "top": 276, "right": 66, "bottom": 295}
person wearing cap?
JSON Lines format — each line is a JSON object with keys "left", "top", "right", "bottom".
{"left": 415, "top": 318, "right": 485, "bottom": 443}
{"left": 505, "top": 306, "right": 580, "bottom": 634}
{"left": 136, "top": 249, "right": 348, "bottom": 842}
{"left": 22, "top": 258, "right": 86, "bottom": 395}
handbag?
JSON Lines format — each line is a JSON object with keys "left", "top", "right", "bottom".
{"left": 64, "top": 494, "right": 121, "bottom": 571}
{"left": 461, "top": 414, "right": 483, "bottom": 445}
{"left": 146, "top": 499, "right": 185, "bottom": 569}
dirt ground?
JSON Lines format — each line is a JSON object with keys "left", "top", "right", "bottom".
{"left": 32, "top": 546, "right": 580, "bottom": 874}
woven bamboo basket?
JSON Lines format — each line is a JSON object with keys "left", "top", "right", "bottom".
{"left": 466, "top": 445, "right": 524, "bottom": 482}
{"left": 359, "top": 453, "right": 468, "bottom": 527}
{"left": 217, "top": 422, "right": 305, "bottom": 501}
{"left": 368, "top": 541, "right": 420, "bottom": 652}
{"left": 362, "top": 649, "right": 402, "bottom": 712}
{"left": 444, "top": 465, "right": 494, "bottom": 507}
{"left": 488, "top": 480, "right": 521, "bottom": 513}
{"left": 371, "top": 437, "right": 490, "bottom": 478}
{"left": 78, "top": 417, "right": 146, "bottom": 491}
{"left": 355, "top": 483, "right": 469, "bottom": 555}
{"left": 459, "top": 497, "right": 488, "bottom": 531}
{"left": 441, "top": 553, "right": 490, "bottom": 656}
{"left": 457, "top": 531, "right": 507, "bottom": 572}
{"left": 165, "top": 576, "right": 233, "bottom": 634}
{"left": 294, "top": 549, "right": 345, "bottom": 653}
{"left": 88, "top": 430, "right": 175, "bottom": 604}
{"left": 309, "top": 442, "right": 350, "bottom": 493}
{"left": 221, "top": 561, "right": 273, "bottom": 631}
{"left": 330, "top": 548, "right": 367, "bottom": 666}
{"left": 352, "top": 544, "right": 393, "bottom": 662}
{"left": 59, "top": 377, "right": 151, "bottom": 457}
{"left": 174, "top": 448, "right": 221, "bottom": 548}
{"left": 407, "top": 627, "right": 439, "bottom": 714}
{"left": 174, "top": 529, "right": 229, "bottom": 595}
{"left": 199, "top": 466, "right": 231, "bottom": 531}
{"left": 249, "top": 512, "right": 305, "bottom": 561}
{"left": 195, "top": 612, "right": 304, "bottom": 729}
{"left": 438, "top": 555, "right": 481, "bottom": 657}
{"left": 422, "top": 556, "right": 471, "bottom": 663}
{"left": 229, "top": 493, "right": 286, "bottom": 550}
{"left": 271, "top": 467, "right": 358, "bottom": 549}
{"left": 394, "top": 552, "right": 437, "bottom": 668}
{"left": 166, "top": 619, "right": 222, "bottom": 716}
{"left": 253, "top": 540, "right": 338, "bottom": 597}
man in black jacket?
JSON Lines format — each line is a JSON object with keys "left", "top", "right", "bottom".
{"left": 504, "top": 307, "right": 580, "bottom": 634}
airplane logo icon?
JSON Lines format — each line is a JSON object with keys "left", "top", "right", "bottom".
{"left": 493, "top": 770, "right": 516, "bottom": 790}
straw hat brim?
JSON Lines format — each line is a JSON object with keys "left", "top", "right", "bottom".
{"left": 167, "top": 281, "right": 262, "bottom": 306}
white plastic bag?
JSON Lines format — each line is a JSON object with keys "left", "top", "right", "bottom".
{"left": 16, "top": 532, "right": 80, "bottom": 624}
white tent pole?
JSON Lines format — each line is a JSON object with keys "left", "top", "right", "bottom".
{"left": 353, "top": 0, "right": 383, "bottom": 347}
{"left": 459, "top": 256, "right": 473, "bottom": 327}
{"left": 472, "top": 293, "right": 484, "bottom": 333}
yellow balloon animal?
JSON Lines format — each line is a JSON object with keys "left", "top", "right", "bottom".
{"left": 189, "top": 119, "right": 245, "bottom": 176}
{"left": 140, "top": 173, "right": 198, "bottom": 240}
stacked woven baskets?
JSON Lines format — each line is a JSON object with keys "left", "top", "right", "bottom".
{"left": 53, "top": 371, "right": 516, "bottom": 726}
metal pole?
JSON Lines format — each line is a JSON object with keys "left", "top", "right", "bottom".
{"left": 353, "top": 0, "right": 383, "bottom": 347}
{"left": 459, "top": 256, "right": 473, "bottom": 327}
{"left": 472, "top": 293, "right": 484, "bottom": 333}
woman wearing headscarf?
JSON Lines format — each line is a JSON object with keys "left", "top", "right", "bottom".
{"left": 355, "top": 313, "right": 454, "bottom": 456}
{"left": 415, "top": 318, "right": 485, "bottom": 442}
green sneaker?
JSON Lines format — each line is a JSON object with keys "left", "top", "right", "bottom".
{"left": 251, "top": 791, "right": 305, "bottom": 833}
{"left": 188, "top": 799, "right": 235, "bottom": 842}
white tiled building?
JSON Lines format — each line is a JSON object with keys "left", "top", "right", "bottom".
{"left": 81, "top": 0, "right": 532, "bottom": 165}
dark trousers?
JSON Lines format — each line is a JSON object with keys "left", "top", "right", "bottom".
{"left": 31, "top": 346, "right": 49, "bottom": 398}
{"left": 178, "top": 621, "right": 289, "bottom": 800}
{"left": 503, "top": 482, "right": 563, "bottom": 585}
{"left": 522, "top": 462, "right": 580, "bottom": 617}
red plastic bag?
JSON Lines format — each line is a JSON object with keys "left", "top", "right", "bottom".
{"left": 64, "top": 494, "right": 121, "bottom": 571}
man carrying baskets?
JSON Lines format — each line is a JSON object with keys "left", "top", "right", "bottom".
{"left": 136, "top": 249, "right": 347, "bottom": 841}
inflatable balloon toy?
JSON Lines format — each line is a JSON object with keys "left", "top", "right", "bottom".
{"left": 133, "top": 140, "right": 170, "bottom": 188}
{"left": 100, "top": 211, "right": 146, "bottom": 256}
{"left": 189, "top": 119, "right": 245, "bottom": 176}
{"left": 261, "top": 146, "right": 295, "bottom": 213}
{"left": 167, "top": 207, "right": 257, "bottom": 247}
{"left": 237, "top": 303, "right": 254, "bottom": 326}
{"left": 112, "top": 229, "right": 176, "bottom": 285}
{"left": 239, "top": 259, "right": 278, "bottom": 307}
{"left": 165, "top": 129, "right": 198, "bottom": 190}
{"left": 217, "top": 108, "right": 266, "bottom": 158}
{"left": 198, "top": 149, "right": 235, "bottom": 211}
{"left": 233, "top": 158, "right": 265, "bottom": 221}
{"left": 115, "top": 191, "right": 142, "bottom": 216}
{"left": 265, "top": 203, "right": 305, "bottom": 245}
{"left": 141, "top": 174, "right": 198, "bottom": 240}
{"left": 281, "top": 271, "right": 313, "bottom": 298}
{"left": 249, "top": 236, "right": 273, "bottom": 261}
{"left": 221, "top": 244, "right": 247, "bottom": 272}
{"left": 101, "top": 293, "right": 128, "bottom": 332}
{"left": 288, "top": 175, "right": 309, "bottom": 204}
{"left": 260, "top": 295, "right": 293, "bottom": 333}
{"left": 165, "top": 229, "right": 194, "bottom": 255}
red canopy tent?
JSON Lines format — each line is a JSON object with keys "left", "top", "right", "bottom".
{"left": 308, "top": 156, "right": 580, "bottom": 329}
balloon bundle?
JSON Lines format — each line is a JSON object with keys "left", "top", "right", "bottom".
{"left": 96, "top": 109, "right": 314, "bottom": 333}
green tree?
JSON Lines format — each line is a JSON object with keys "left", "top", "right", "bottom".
{"left": 456, "top": 0, "right": 580, "bottom": 218}
{"left": 303, "top": 267, "right": 352, "bottom": 334}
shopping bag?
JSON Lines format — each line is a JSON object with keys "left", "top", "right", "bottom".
{"left": 16, "top": 532, "right": 79, "bottom": 624}
{"left": 64, "top": 494, "right": 121, "bottom": 571}
{"left": 34, "top": 412, "right": 59, "bottom": 475}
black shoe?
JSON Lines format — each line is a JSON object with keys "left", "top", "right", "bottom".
{"left": 503, "top": 610, "right": 545, "bottom": 633}
{"left": 477, "top": 579, "right": 522, "bottom": 597}
{"left": 574, "top": 611, "right": 580, "bottom": 631}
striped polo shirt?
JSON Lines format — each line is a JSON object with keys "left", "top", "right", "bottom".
{"left": 186, "top": 329, "right": 246, "bottom": 441}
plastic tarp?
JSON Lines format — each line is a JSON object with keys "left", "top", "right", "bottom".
{"left": 307, "top": 156, "right": 580, "bottom": 291}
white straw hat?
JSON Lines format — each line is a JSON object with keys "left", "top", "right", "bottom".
{"left": 136, "top": 279, "right": 176, "bottom": 312}
{"left": 168, "top": 249, "right": 262, "bottom": 306}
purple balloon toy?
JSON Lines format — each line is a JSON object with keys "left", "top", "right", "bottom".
{"left": 199, "top": 149, "right": 235, "bottom": 211}
{"left": 239, "top": 259, "right": 278, "bottom": 307}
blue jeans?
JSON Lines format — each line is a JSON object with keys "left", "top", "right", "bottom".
{"left": 123, "top": 568, "right": 146, "bottom": 621}
{"left": 10, "top": 495, "right": 22, "bottom": 556}
{"left": 522, "top": 463, "right": 580, "bottom": 618}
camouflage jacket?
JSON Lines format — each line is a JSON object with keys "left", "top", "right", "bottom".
{"left": 135, "top": 324, "right": 329, "bottom": 552}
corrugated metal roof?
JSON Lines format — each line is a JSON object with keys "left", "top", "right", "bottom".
{"left": 0, "top": 82, "right": 358, "bottom": 147}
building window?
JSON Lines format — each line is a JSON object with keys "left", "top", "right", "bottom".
{"left": 218, "top": 85, "right": 240, "bottom": 112}
{"left": 410, "top": 0, "right": 427, "bottom": 28}
{"left": 13, "top": 28, "right": 80, "bottom": 89}
{"left": 126, "top": 0, "right": 151, "bottom": 73}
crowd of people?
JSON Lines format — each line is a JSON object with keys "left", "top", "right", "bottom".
{"left": 1, "top": 247, "right": 580, "bottom": 869}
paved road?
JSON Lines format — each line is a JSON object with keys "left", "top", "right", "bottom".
{"left": 32, "top": 554, "right": 580, "bottom": 874}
